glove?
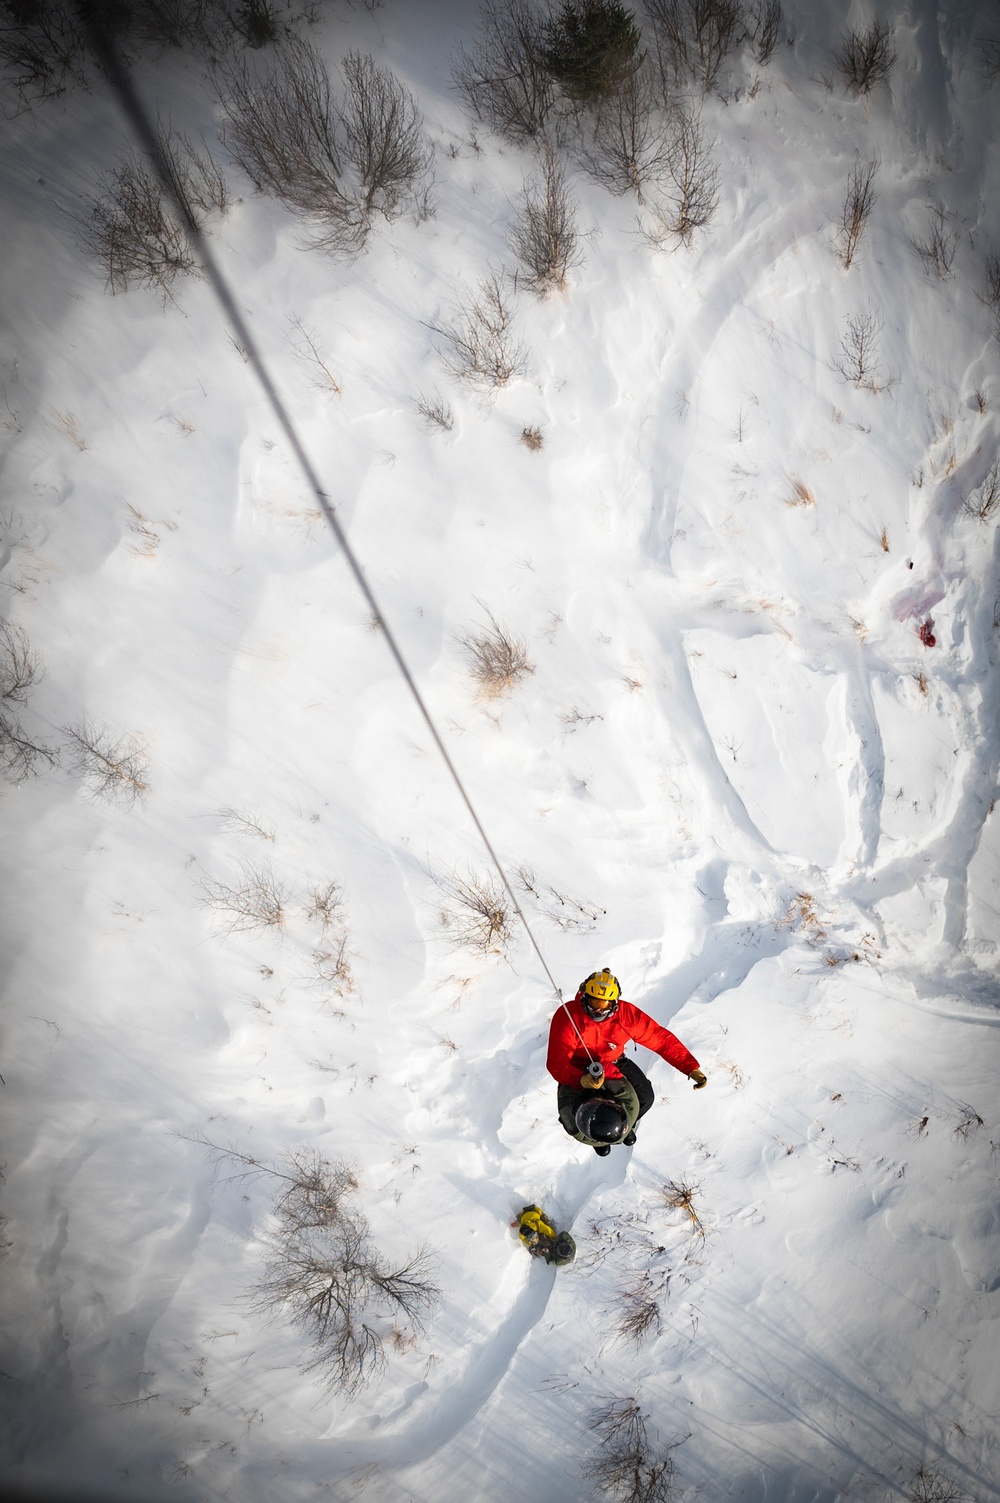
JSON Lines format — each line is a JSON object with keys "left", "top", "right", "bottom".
{"left": 690, "top": 1069, "right": 707, "bottom": 1089}
{"left": 580, "top": 1069, "right": 605, "bottom": 1090}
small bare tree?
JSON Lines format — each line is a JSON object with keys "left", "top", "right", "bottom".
{"left": 661, "top": 1177, "right": 705, "bottom": 1239}
{"left": 646, "top": 0, "right": 747, "bottom": 95}
{"left": 835, "top": 307, "right": 887, "bottom": 392}
{"left": 646, "top": 104, "right": 718, "bottom": 244}
{"left": 747, "top": 0, "right": 781, "bottom": 63}
{"left": 963, "top": 459, "right": 1000, "bottom": 522}
{"left": 190, "top": 1139, "right": 438, "bottom": 1396}
{"left": 202, "top": 859, "right": 288, "bottom": 932}
{"left": 510, "top": 141, "right": 581, "bottom": 290}
{"left": 585, "top": 1397, "right": 681, "bottom": 1503}
{"left": 452, "top": 0, "right": 555, "bottom": 144}
{"left": 443, "top": 272, "right": 527, "bottom": 387}
{"left": 984, "top": 247, "right": 1000, "bottom": 309}
{"left": 580, "top": 60, "right": 671, "bottom": 200}
{"left": 81, "top": 130, "right": 229, "bottom": 296}
{"left": 615, "top": 1273, "right": 664, "bottom": 1346}
{"left": 306, "top": 879, "right": 344, "bottom": 934}
{"left": 905, "top": 1465, "right": 967, "bottom": 1503}
{"left": 0, "top": 621, "right": 56, "bottom": 783}
{"left": 219, "top": 36, "right": 364, "bottom": 254}
{"left": 340, "top": 51, "right": 431, "bottom": 222}
{"left": 65, "top": 721, "right": 149, "bottom": 805}
{"left": 0, "top": 1, "right": 89, "bottom": 103}
{"left": 837, "top": 19, "right": 895, "bottom": 94}
{"left": 912, "top": 207, "right": 958, "bottom": 279}
{"left": 415, "top": 392, "right": 455, "bottom": 431}
{"left": 516, "top": 863, "right": 604, "bottom": 930}
{"left": 462, "top": 607, "right": 534, "bottom": 696}
{"left": 837, "top": 153, "right": 878, "bottom": 268}
{"left": 434, "top": 867, "right": 516, "bottom": 956}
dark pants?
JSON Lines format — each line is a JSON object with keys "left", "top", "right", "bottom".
{"left": 617, "top": 1055, "right": 655, "bottom": 1119}
{"left": 556, "top": 1055, "right": 655, "bottom": 1142}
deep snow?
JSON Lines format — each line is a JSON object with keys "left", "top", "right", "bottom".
{"left": 2, "top": 2, "right": 1000, "bottom": 1500}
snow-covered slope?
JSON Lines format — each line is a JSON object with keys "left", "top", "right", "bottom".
{"left": 2, "top": 3, "right": 999, "bottom": 1500}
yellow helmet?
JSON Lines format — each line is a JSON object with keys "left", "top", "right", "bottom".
{"left": 582, "top": 969, "right": 620, "bottom": 1006}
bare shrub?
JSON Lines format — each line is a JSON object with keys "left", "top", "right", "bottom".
{"left": 81, "top": 127, "right": 229, "bottom": 296}
{"left": 288, "top": 314, "right": 342, "bottom": 394}
{"left": 434, "top": 868, "right": 516, "bottom": 956}
{"left": 202, "top": 859, "right": 288, "bottom": 932}
{"left": 646, "top": 0, "right": 746, "bottom": 95}
{"left": 311, "top": 940, "right": 354, "bottom": 995}
{"left": 415, "top": 392, "right": 454, "bottom": 431}
{"left": 645, "top": 104, "right": 718, "bottom": 244}
{"left": 218, "top": 806, "right": 276, "bottom": 841}
{"left": 837, "top": 19, "right": 895, "bottom": 95}
{"left": 219, "top": 36, "right": 364, "bottom": 254}
{"left": 83, "top": 150, "right": 192, "bottom": 296}
{"left": 0, "top": 0, "right": 279, "bottom": 105}
{"left": 307, "top": 879, "right": 344, "bottom": 934}
{"left": 983, "top": 249, "right": 1000, "bottom": 336}
{"left": 747, "top": 0, "right": 781, "bottom": 63}
{"left": 912, "top": 207, "right": 958, "bottom": 279}
{"left": 983, "top": 35, "right": 1000, "bottom": 80}
{"left": 65, "top": 721, "right": 149, "bottom": 806}
{"left": 661, "top": 1177, "right": 705, "bottom": 1238}
{"left": 0, "top": 1, "right": 89, "bottom": 102}
{"left": 586, "top": 1397, "right": 681, "bottom": 1503}
{"left": 516, "top": 863, "right": 604, "bottom": 930}
{"left": 0, "top": 620, "right": 56, "bottom": 784}
{"left": 340, "top": 50, "right": 431, "bottom": 222}
{"left": 510, "top": 141, "right": 581, "bottom": 291}
{"left": 542, "top": 0, "right": 645, "bottom": 106}
{"left": 191, "top": 1139, "right": 438, "bottom": 1396}
{"left": 521, "top": 423, "right": 544, "bottom": 449}
{"left": 462, "top": 607, "right": 534, "bottom": 696}
{"left": 228, "top": 0, "right": 282, "bottom": 47}
{"left": 835, "top": 308, "right": 887, "bottom": 392}
{"left": 963, "top": 459, "right": 1000, "bottom": 522}
{"left": 616, "top": 1273, "right": 664, "bottom": 1346}
{"left": 443, "top": 272, "right": 527, "bottom": 388}
{"left": 580, "top": 60, "right": 671, "bottom": 199}
{"left": 452, "top": 0, "right": 555, "bottom": 144}
{"left": 905, "top": 1465, "right": 967, "bottom": 1503}
{"left": 953, "top": 1103, "right": 984, "bottom": 1139}
{"left": 837, "top": 153, "right": 878, "bottom": 269}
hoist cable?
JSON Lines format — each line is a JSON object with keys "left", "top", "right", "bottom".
{"left": 81, "top": 15, "right": 600, "bottom": 1064}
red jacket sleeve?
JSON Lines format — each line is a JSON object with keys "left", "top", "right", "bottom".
{"left": 547, "top": 1010, "right": 577, "bottom": 1082}
{"left": 617, "top": 1002, "right": 700, "bottom": 1076}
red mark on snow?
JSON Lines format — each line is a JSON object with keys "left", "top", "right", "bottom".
{"left": 918, "top": 618, "right": 936, "bottom": 648}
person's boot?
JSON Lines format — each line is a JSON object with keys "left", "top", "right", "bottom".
{"left": 593, "top": 1143, "right": 611, "bottom": 1157}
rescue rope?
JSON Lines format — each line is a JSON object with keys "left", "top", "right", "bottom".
{"left": 83, "top": 17, "right": 598, "bottom": 1065}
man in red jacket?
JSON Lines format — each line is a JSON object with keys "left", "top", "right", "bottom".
{"left": 547, "top": 968, "right": 707, "bottom": 1156}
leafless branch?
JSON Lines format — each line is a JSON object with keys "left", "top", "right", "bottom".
{"left": 579, "top": 61, "right": 671, "bottom": 201}
{"left": 962, "top": 459, "right": 1000, "bottom": 523}
{"left": 434, "top": 867, "right": 516, "bottom": 956}
{"left": 837, "top": 19, "right": 895, "bottom": 94}
{"left": 201, "top": 860, "right": 288, "bottom": 932}
{"left": 911, "top": 207, "right": 958, "bottom": 279}
{"left": 837, "top": 153, "right": 878, "bottom": 269}
{"left": 452, "top": 0, "right": 555, "bottom": 144}
{"left": 510, "top": 141, "right": 581, "bottom": 290}
{"left": 64, "top": 720, "right": 149, "bottom": 806}
{"left": 461, "top": 606, "right": 534, "bottom": 696}
{"left": 443, "top": 271, "right": 527, "bottom": 387}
